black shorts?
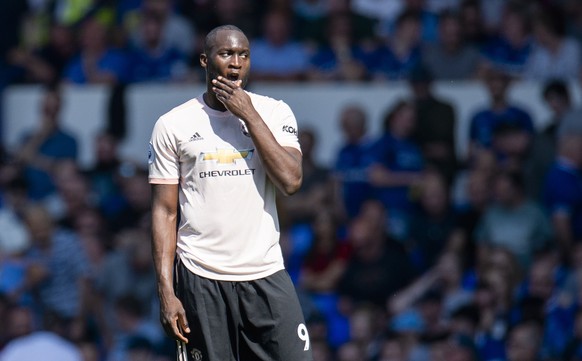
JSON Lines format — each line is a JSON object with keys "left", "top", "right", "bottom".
{"left": 175, "top": 261, "right": 313, "bottom": 361}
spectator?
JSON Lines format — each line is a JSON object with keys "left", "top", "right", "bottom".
{"left": 505, "top": 320, "right": 543, "bottom": 361}
{"left": 367, "top": 100, "right": 424, "bottom": 239}
{"left": 523, "top": 9, "right": 582, "bottom": 81}
{"left": 15, "top": 84, "right": 78, "bottom": 201}
{"left": 476, "top": 171, "right": 552, "bottom": 270}
{"left": 130, "top": 0, "right": 196, "bottom": 59}
{"left": 328, "top": 0, "right": 377, "bottom": 43}
{"left": 64, "top": 15, "right": 128, "bottom": 85}
{"left": 337, "top": 207, "right": 417, "bottom": 309}
{"left": 83, "top": 132, "right": 124, "bottom": 217}
{"left": 408, "top": 65, "right": 457, "bottom": 184}
{"left": 450, "top": 168, "right": 493, "bottom": 271}
{"left": 490, "top": 122, "right": 532, "bottom": 173}
{"left": 299, "top": 208, "right": 352, "bottom": 347}
{"left": 481, "top": 4, "right": 533, "bottom": 77}
{"left": 45, "top": 160, "right": 95, "bottom": 229}
{"left": 126, "top": 10, "right": 189, "bottom": 83}
{"left": 333, "top": 104, "right": 373, "bottom": 219}
{"left": 459, "top": 0, "right": 489, "bottom": 47}
{"left": 348, "top": 304, "right": 385, "bottom": 360}
{"left": 293, "top": 0, "right": 329, "bottom": 46}
{"left": 543, "top": 134, "right": 582, "bottom": 256}
{"left": 407, "top": 172, "right": 457, "bottom": 272}
{"left": 106, "top": 164, "right": 151, "bottom": 233}
{"left": 524, "top": 80, "right": 572, "bottom": 200}
{"left": 468, "top": 68, "right": 534, "bottom": 153}
{"left": 474, "top": 266, "right": 517, "bottom": 360}
{"left": 0, "top": 311, "right": 83, "bottom": 361}
{"left": 299, "top": 210, "right": 350, "bottom": 294}
{"left": 22, "top": 205, "right": 92, "bottom": 327}
{"left": 375, "top": 0, "right": 440, "bottom": 44}
{"left": 106, "top": 294, "right": 163, "bottom": 361}
{"left": 250, "top": 10, "right": 310, "bottom": 81}
{"left": 368, "top": 10, "right": 423, "bottom": 81}
{"left": 307, "top": 11, "right": 369, "bottom": 82}
{"left": 422, "top": 10, "right": 481, "bottom": 80}
{"left": 8, "top": 23, "right": 77, "bottom": 85}
{"left": 3, "top": 305, "right": 34, "bottom": 345}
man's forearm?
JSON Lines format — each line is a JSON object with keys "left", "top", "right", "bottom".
{"left": 245, "top": 113, "right": 302, "bottom": 195}
{"left": 152, "top": 213, "right": 178, "bottom": 294}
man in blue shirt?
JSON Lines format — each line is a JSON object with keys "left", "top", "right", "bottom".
{"left": 543, "top": 134, "right": 582, "bottom": 255}
{"left": 127, "top": 11, "right": 189, "bottom": 83}
{"left": 469, "top": 68, "right": 533, "bottom": 155}
{"left": 15, "top": 85, "right": 78, "bottom": 200}
{"left": 333, "top": 104, "right": 373, "bottom": 219}
{"left": 366, "top": 101, "right": 424, "bottom": 239}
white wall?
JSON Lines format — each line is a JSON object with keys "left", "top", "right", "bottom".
{"left": 3, "top": 81, "right": 580, "bottom": 168}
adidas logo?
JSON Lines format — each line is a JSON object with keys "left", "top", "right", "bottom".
{"left": 189, "top": 132, "right": 203, "bottom": 141}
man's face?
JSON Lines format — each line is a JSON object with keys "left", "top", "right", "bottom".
{"left": 201, "top": 30, "right": 250, "bottom": 88}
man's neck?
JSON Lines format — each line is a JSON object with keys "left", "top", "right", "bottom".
{"left": 491, "top": 99, "right": 507, "bottom": 111}
{"left": 203, "top": 92, "right": 227, "bottom": 112}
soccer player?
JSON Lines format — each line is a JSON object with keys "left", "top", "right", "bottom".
{"left": 148, "top": 25, "right": 313, "bottom": 361}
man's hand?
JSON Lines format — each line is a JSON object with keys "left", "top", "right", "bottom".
{"left": 212, "top": 76, "right": 257, "bottom": 121}
{"left": 160, "top": 293, "right": 190, "bottom": 343}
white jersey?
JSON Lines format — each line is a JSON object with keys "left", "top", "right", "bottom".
{"left": 148, "top": 92, "right": 301, "bottom": 281}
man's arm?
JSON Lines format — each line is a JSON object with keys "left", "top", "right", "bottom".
{"left": 151, "top": 183, "right": 190, "bottom": 342}
{"left": 212, "top": 76, "right": 303, "bottom": 195}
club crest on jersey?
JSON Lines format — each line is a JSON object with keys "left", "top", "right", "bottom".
{"left": 201, "top": 148, "right": 254, "bottom": 164}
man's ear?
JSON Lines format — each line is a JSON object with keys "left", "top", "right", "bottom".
{"left": 200, "top": 53, "right": 207, "bottom": 69}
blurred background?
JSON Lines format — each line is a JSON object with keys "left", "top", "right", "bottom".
{"left": 1, "top": 0, "right": 582, "bottom": 360}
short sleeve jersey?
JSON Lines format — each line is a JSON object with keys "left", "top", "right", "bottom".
{"left": 148, "top": 92, "right": 301, "bottom": 281}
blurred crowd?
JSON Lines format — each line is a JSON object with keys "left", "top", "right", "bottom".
{"left": 1, "top": 0, "right": 582, "bottom": 361}
{"left": 1, "top": 0, "right": 582, "bottom": 86}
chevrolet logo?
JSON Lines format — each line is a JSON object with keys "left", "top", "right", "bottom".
{"left": 201, "top": 148, "right": 254, "bottom": 164}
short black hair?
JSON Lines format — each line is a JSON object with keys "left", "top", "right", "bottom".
{"left": 543, "top": 79, "right": 570, "bottom": 102}
{"left": 204, "top": 24, "right": 245, "bottom": 54}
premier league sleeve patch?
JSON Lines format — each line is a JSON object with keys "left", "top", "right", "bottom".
{"left": 148, "top": 142, "right": 155, "bottom": 164}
